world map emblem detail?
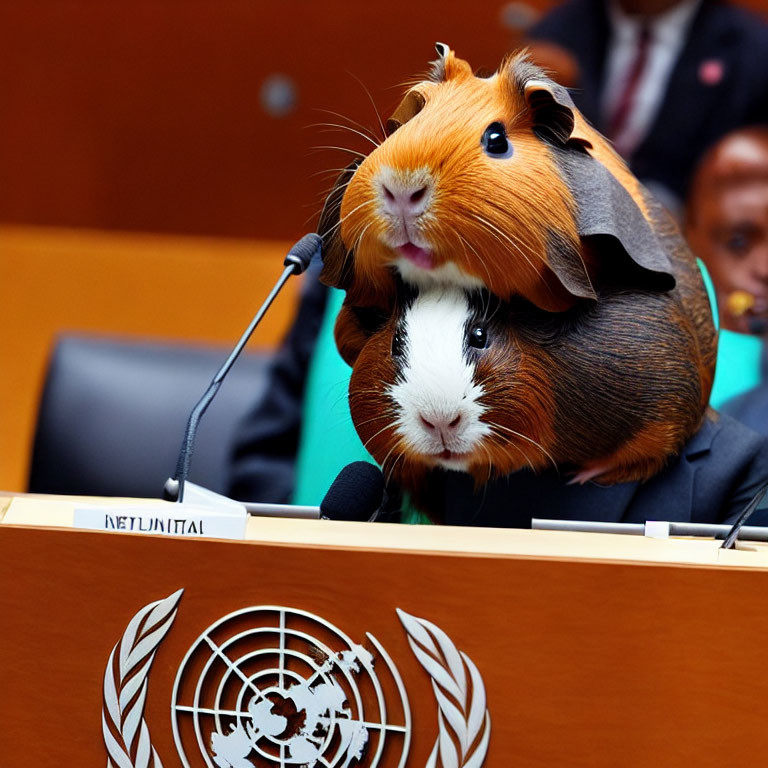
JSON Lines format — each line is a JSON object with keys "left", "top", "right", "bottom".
{"left": 102, "top": 591, "right": 490, "bottom": 768}
{"left": 171, "top": 606, "right": 411, "bottom": 768}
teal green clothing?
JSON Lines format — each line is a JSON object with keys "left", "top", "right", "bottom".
{"left": 293, "top": 268, "right": 762, "bottom": 521}
{"left": 710, "top": 329, "right": 763, "bottom": 409}
{"left": 698, "top": 258, "right": 763, "bottom": 408}
{"left": 293, "top": 288, "right": 372, "bottom": 505}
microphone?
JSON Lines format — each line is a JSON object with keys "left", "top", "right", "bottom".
{"left": 319, "top": 462, "right": 389, "bottom": 522}
{"left": 721, "top": 479, "right": 768, "bottom": 549}
{"left": 164, "top": 233, "right": 322, "bottom": 503}
{"left": 237, "top": 463, "right": 390, "bottom": 522}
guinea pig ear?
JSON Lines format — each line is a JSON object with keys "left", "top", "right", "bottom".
{"left": 554, "top": 148, "right": 676, "bottom": 290}
{"left": 504, "top": 55, "right": 575, "bottom": 144}
{"left": 318, "top": 158, "right": 363, "bottom": 291}
{"left": 430, "top": 42, "right": 474, "bottom": 83}
{"left": 522, "top": 77, "right": 575, "bottom": 146}
{"left": 430, "top": 41, "right": 450, "bottom": 81}
{"left": 386, "top": 89, "right": 426, "bottom": 136}
{"left": 334, "top": 302, "right": 388, "bottom": 367}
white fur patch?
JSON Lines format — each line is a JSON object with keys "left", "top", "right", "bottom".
{"left": 393, "top": 258, "right": 487, "bottom": 292}
{"left": 388, "top": 287, "right": 490, "bottom": 470}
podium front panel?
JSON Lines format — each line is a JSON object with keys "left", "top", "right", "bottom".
{"left": 2, "top": 520, "right": 768, "bottom": 767}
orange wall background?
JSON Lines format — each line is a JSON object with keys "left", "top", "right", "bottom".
{"left": 0, "top": 0, "right": 551, "bottom": 240}
{"left": 3, "top": 0, "right": 764, "bottom": 239}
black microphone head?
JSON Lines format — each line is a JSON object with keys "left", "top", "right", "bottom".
{"left": 284, "top": 233, "right": 322, "bottom": 274}
{"left": 321, "top": 461, "right": 386, "bottom": 522}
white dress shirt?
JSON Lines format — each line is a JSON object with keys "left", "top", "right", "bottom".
{"left": 601, "top": 0, "right": 701, "bottom": 157}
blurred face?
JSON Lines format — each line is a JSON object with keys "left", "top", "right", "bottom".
{"left": 686, "top": 136, "right": 768, "bottom": 334}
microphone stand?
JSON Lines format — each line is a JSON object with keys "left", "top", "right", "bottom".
{"left": 164, "top": 233, "right": 322, "bottom": 503}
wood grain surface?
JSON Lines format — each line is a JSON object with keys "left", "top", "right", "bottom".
{"left": 3, "top": 521, "right": 768, "bottom": 766}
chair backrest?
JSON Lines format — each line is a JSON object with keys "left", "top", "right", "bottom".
{"left": 28, "top": 334, "right": 269, "bottom": 498}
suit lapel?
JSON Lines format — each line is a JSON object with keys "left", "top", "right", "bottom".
{"left": 633, "top": 1, "right": 734, "bottom": 165}
{"left": 621, "top": 415, "right": 717, "bottom": 523}
{"left": 440, "top": 417, "right": 720, "bottom": 527}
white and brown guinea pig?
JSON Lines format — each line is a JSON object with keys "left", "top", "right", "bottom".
{"left": 348, "top": 279, "right": 710, "bottom": 493}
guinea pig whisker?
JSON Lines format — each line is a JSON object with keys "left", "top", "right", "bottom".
{"left": 314, "top": 107, "right": 384, "bottom": 142}
{"left": 309, "top": 145, "right": 368, "bottom": 159}
{"left": 353, "top": 221, "right": 374, "bottom": 252}
{"left": 473, "top": 214, "right": 540, "bottom": 277}
{"left": 492, "top": 431, "right": 536, "bottom": 472}
{"left": 309, "top": 123, "right": 382, "bottom": 150}
{"left": 309, "top": 167, "right": 364, "bottom": 180}
{"left": 488, "top": 421, "right": 558, "bottom": 471}
{"left": 320, "top": 199, "right": 376, "bottom": 239}
{"left": 472, "top": 289, "right": 501, "bottom": 325}
{"left": 351, "top": 412, "right": 397, "bottom": 430}
{"left": 462, "top": 240, "right": 494, "bottom": 292}
{"left": 362, "top": 421, "right": 400, "bottom": 453}
{"left": 384, "top": 450, "right": 408, "bottom": 486}
{"left": 474, "top": 204, "right": 536, "bottom": 253}
{"left": 476, "top": 441, "right": 495, "bottom": 484}
{"left": 381, "top": 441, "right": 404, "bottom": 482}
{"left": 446, "top": 225, "right": 494, "bottom": 289}
{"left": 347, "top": 72, "right": 387, "bottom": 141}
{"left": 481, "top": 201, "right": 554, "bottom": 270}
{"left": 303, "top": 198, "right": 346, "bottom": 227}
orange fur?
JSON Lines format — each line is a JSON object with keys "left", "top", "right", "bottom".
{"left": 325, "top": 50, "right": 587, "bottom": 312}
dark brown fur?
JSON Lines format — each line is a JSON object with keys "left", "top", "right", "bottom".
{"left": 349, "top": 281, "right": 708, "bottom": 490}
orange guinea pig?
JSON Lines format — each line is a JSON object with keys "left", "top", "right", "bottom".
{"left": 319, "top": 46, "right": 706, "bottom": 351}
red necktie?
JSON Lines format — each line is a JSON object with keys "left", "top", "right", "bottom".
{"left": 607, "top": 24, "right": 652, "bottom": 156}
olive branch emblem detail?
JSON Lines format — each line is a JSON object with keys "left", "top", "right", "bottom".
{"left": 398, "top": 609, "right": 491, "bottom": 768}
{"left": 102, "top": 588, "right": 183, "bottom": 768}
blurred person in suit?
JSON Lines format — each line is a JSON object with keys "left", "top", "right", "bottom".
{"left": 527, "top": 0, "right": 768, "bottom": 214}
{"left": 685, "top": 126, "right": 768, "bottom": 425}
{"left": 686, "top": 126, "right": 768, "bottom": 335}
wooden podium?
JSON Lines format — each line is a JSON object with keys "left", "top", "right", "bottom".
{"left": 3, "top": 493, "right": 768, "bottom": 767}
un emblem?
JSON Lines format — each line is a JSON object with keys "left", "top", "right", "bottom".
{"left": 171, "top": 606, "right": 410, "bottom": 767}
{"left": 102, "top": 591, "right": 490, "bottom": 768}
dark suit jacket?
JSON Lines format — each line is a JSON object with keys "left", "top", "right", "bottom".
{"left": 439, "top": 412, "right": 768, "bottom": 527}
{"left": 530, "top": 0, "right": 768, "bottom": 199}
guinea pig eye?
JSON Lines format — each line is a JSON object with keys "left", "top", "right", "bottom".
{"left": 481, "top": 122, "right": 512, "bottom": 158}
{"left": 468, "top": 325, "right": 489, "bottom": 349}
{"left": 391, "top": 327, "right": 406, "bottom": 358}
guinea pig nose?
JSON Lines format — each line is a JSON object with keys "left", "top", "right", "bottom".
{"left": 380, "top": 180, "right": 431, "bottom": 217}
{"left": 420, "top": 412, "right": 462, "bottom": 433}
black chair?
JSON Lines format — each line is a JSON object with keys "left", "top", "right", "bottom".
{"left": 28, "top": 334, "right": 270, "bottom": 498}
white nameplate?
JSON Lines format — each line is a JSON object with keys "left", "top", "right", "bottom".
{"left": 73, "top": 503, "right": 248, "bottom": 541}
